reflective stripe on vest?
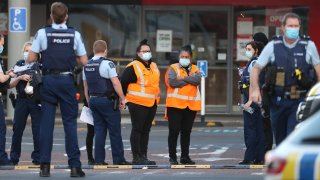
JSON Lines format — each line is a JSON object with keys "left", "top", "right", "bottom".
{"left": 166, "top": 63, "right": 201, "bottom": 111}
{"left": 126, "top": 60, "right": 160, "bottom": 107}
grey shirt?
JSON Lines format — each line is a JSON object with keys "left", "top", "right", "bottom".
{"left": 255, "top": 36, "right": 320, "bottom": 69}
{"left": 167, "top": 65, "right": 201, "bottom": 88}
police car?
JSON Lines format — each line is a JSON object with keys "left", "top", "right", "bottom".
{"left": 265, "top": 110, "right": 320, "bottom": 180}
{"left": 296, "top": 82, "right": 320, "bottom": 122}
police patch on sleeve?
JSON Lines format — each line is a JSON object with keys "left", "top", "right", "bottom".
{"left": 109, "top": 62, "right": 116, "bottom": 69}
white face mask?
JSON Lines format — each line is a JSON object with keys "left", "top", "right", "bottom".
{"left": 141, "top": 52, "right": 152, "bottom": 61}
{"left": 23, "top": 52, "right": 29, "bottom": 60}
{"left": 179, "top": 58, "right": 190, "bottom": 67}
{"left": 0, "top": 46, "right": 3, "bottom": 54}
{"left": 245, "top": 51, "right": 254, "bottom": 59}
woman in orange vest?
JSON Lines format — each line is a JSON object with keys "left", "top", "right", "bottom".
{"left": 165, "top": 45, "right": 201, "bottom": 165}
{"left": 121, "top": 39, "right": 160, "bottom": 165}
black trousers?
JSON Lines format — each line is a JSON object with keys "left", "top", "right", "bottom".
{"left": 167, "top": 107, "right": 196, "bottom": 159}
{"left": 127, "top": 102, "right": 157, "bottom": 156}
{"left": 86, "top": 123, "right": 94, "bottom": 160}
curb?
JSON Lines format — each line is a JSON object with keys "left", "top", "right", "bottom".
{"left": 0, "top": 164, "right": 266, "bottom": 170}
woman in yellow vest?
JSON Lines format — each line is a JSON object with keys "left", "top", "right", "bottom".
{"left": 165, "top": 45, "right": 201, "bottom": 165}
{"left": 121, "top": 39, "right": 160, "bottom": 165}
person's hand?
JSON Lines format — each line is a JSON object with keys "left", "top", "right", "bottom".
{"left": 19, "top": 74, "right": 30, "bottom": 81}
{"left": 8, "top": 71, "right": 16, "bottom": 78}
{"left": 250, "top": 88, "right": 262, "bottom": 105}
{"left": 119, "top": 98, "right": 126, "bottom": 111}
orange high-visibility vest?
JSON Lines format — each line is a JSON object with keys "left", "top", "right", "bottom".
{"left": 165, "top": 63, "right": 201, "bottom": 111}
{"left": 126, "top": 60, "right": 160, "bottom": 107}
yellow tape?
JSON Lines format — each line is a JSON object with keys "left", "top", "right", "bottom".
{"left": 282, "top": 153, "right": 299, "bottom": 180}
{"left": 171, "top": 165, "right": 210, "bottom": 169}
{"left": 14, "top": 165, "right": 41, "bottom": 170}
{"left": 93, "top": 165, "right": 132, "bottom": 169}
{"left": 249, "top": 165, "right": 265, "bottom": 169}
{"left": 316, "top": 155, "right": 320, "bottom": 180}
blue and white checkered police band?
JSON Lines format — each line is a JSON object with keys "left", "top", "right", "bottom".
{"left": 84, "top": 57, "right": 114, "bottom": 95}
{"left": 273, "top": 36, "right": 315, "bottom": 95}
{"left": 41, "top": 26, "right": 76, "bottom": 70}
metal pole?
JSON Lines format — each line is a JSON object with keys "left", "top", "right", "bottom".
{"left": 200, "top": 76, "right": 205, "bottom": 123}
{"left": 8, "top": 0, "right": 30, "bottom": 120}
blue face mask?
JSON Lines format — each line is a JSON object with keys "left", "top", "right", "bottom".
{"left": 285, "top": 27, "right": 299, "bottom": 40}
{"left": 141, "top": 52, "right": 152, "bottom": 61}
{"left": 23, "top": 52, "right": 29, "bottom": 60}
{"left": 245, "top": 51, "right": 254, "bottom": 59}
{"left": 0, "top": 46, "right": 3, "bottom": 54}
{"left": 179, "top": 58, "right": 190, "bottom": 67}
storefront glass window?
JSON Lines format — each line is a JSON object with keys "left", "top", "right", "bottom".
{"left": 68, "top": 4, "right": 141, "bottom": 58}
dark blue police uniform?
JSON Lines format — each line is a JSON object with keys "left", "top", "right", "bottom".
{"left": 84, "top": 57, "right": 126, "bottom": 164}
{"left": 9, "top": 60, "right": 41, "bottom": 165}
{"left": 0, "top": 58, "right": 10, "bottom": 165}
{"left": 270, "top": 36, "right": 315, "bottom": 145}
{"left": 39, "top": 26, "right": 81, "bottom": 167}
{"left": 239, "top": 58, "right": 265, "bottom": 164}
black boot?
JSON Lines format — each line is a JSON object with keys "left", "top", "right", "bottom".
{"left": 132, "top": 153, "right": 144, "bottom": 165}
{"left": 180, "top": 156, "right": 195, "bottom": 165}
{"left": 169, "top": 157, "right": 179, "bottom": 165}
{"left": 70, "top": 167, "right": 85, "bottom": 177}
{"left": 39, "top": 163, "right": 50, "bottom": 177}
{"left": 141, "top": 154, "right": 156, "bottom": 165}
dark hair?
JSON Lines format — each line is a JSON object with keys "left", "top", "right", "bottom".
{"left": 179, "top": 44, "right": 192, "bottom": 58}
{"left": 51, "top": 2, "right": 68, "bottom": 24}
{"left": 253, "top": 32, "right": 268, "bottom": 46}
{"left": 246, "top": 41, "right": 264, "bottom": 56}
{"left": 281, "top": 12, "right": 301, "bottom": 26}
{"left": 136, "top": 39, "right": 151, "bottom": 53}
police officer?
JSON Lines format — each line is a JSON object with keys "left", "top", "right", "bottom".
{"left": 0, "top": 34, "right": 15, "bottom": 166}
{"left": 9, "top": 41, "right": 41, "bottom": 165}
{"left": 165, "top": 45, "right": 201, "bottom": 165}
{"left": 249, "top": 13, "right": 320, "bottom": 145}
{"left": 26, "top": 2, "right": 87, "bottom": 177}
{"left": 83, "top": 40, "right": 130, "bottom": 165}
{"left": 121, "top": 39, "right": 160, "bottom": 165}
{"left": 239, "top": 41, "right": 265, "bottom": 165}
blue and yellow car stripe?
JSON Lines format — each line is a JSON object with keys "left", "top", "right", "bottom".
{"left": 282, "top": 153, "right": 320, "bottom": 180}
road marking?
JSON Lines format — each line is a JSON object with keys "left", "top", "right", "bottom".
{"left": 203, "top": 129, "right": 241, "bottom": 133}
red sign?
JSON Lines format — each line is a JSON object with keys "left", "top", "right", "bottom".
{"left": 265, "top": 8, "right": 291, "bottom": 27}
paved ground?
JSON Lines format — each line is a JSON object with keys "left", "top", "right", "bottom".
{"left": 0, "top": 120, "right": 266, "bottom": 180}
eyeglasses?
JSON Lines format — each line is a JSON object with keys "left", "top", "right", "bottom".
{"left": 139, "top": 50, "right": 151, "bottom": 53}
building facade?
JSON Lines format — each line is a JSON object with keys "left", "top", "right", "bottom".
{"left": 0, "top": 0, "right": 319, "bottom": 114}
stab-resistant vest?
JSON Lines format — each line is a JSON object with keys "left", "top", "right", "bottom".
{"left": 165, "top": 63, "right": 201, "bottom": 111}
{"left": 41, "top": 26, "right": 76, "bottom": 70}
{"left": 126, "top": 60, "right": 160, "bottom": 107}
{"left": 84, "top": 57, "right": 114, "bottom": 95}
{"left": 273, "top": 36, "right": 315, "bottom": 95}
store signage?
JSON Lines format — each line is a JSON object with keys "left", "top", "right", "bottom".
{"left": 237, "top": 17, "right": 253, "bottom": 36}
{"left": 156, "top": 29, "right": 172, "bottom": 52}
{"left": 265, "top": 8, "right": 291, "bottom": 27}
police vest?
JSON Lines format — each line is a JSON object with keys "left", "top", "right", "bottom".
{"left": 84, "top": 57, "right": 114, "bottom": 95}
{"left": 273, "top": 36, "right": 315, "bottom": 95}
{"left": 165, "top": 63, "right": 201, "bottom": 111}
{"left": 126, "top": 60, "right": 160, "bottom": 107}
{"left": 41, "top": 26, "right": 76, "bottom": 70}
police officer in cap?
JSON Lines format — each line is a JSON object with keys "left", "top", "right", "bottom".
{"left": 83, "top": 40, "right": 130, "bottom": 165}
{"left": 27, "top": 2, "right": 87, "bottom": 177}
{"left": 249, "top": 12, "right": 320, "bottom": 145}
{"left": 9, "top": 41, "right": 41, "bottom": 165}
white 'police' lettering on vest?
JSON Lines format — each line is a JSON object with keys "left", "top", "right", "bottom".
{"left": 53, "top": 38, "right": 70, "bottom": 44}
{"left": 85, "top": 67, "right": 95, "bottom": 71}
